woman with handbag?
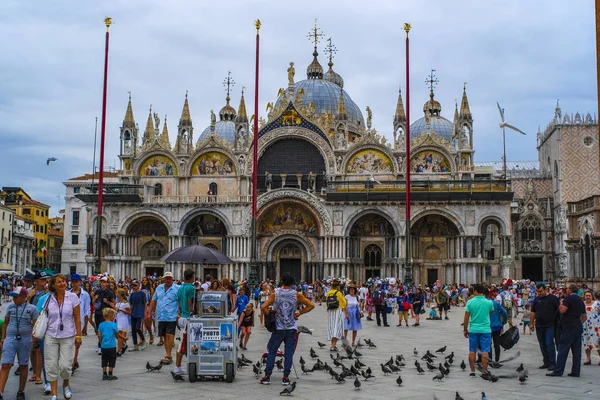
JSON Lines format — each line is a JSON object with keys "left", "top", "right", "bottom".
{"left": 343, "top": 284, "right": 362, "bottom": 346}
{"left": 42, "top": 274, "right": 82, "bottom": 400}
{"left": 396, "top": 290, "right": 410, "bottom": 327}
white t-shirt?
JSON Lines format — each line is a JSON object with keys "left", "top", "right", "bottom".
{"left": 494, "top": 294, "right": 502, "bottom": 304}
{"left": 345, "top": 294, "right": 360, "bottom": 308}
{"left": 201, "top": 282, "right": 210, "bottom": 292}
{"left": 358, "top": 287, "right": 368, "bottom": 300}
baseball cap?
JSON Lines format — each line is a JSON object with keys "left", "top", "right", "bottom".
{"left": 131, "top": 279, "right": 139, "bottom": 285}
{"left": 34, "top": 271, "right": 51, "bottom": 280}
{"left": 23, "top": 273, "right": 35, "bottom": 281}
{"left": 100, "top": 276, "right": 108, "bottom": 282}
{"left": 9, "top": 287, "right": 28, "bottom": 297}
{"left": 71, "top": 273, "right": 82, "bottom": 281}
{"left": 163, "top": 272, "right": 174, "bottom": 278}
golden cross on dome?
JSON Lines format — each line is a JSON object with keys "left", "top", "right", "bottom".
{"left": 425, "top": 69, "right": 439, "bottom": 93}
{"left": 223, "top": 71, "right": 235, "bottom": 98}
{"left": 325, "top": 37, "right": 337, "bottom": 63}
{"left": 307, "top": 18, "right": 325, "bottom": 47}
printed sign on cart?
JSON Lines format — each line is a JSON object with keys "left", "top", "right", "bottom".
{"left": 203, "top": 327, "right": 220, "bottom": 341}
{"left": 189, "top": 322, "right": 203, "bottom": 342}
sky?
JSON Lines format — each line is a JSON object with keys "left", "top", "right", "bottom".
{"left": 0, "top": 0, "right": 597, "bottom": 215}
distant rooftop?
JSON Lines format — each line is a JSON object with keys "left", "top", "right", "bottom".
{"left": 475, "top": 161, "right": 544, "bottom": 179}
{"left": 68, "top": 172, "right": 120, "bottom": 181}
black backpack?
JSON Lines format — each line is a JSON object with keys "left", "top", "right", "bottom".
{"left": 500, "top": 326, "right": 520, "bottom": 350}
{"left": 326, "top": 290, "right": 340, "bottom": 310}
{"left": 264, "top": 309, "right": 277, "bottom": 332}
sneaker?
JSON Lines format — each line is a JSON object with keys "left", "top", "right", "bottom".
{"left": 103, "top": 374, "right": 108, "bottom": 380}
{"left": 63, "top": 386, "right": 73, "bottom": 400}
{"left": 445, "top": 317, "right": 449, "bottom": 320}
{"left": 173, "top": 366, "right": 187, "bottom": 375}
{"left": 107, "top": 375, "right": 118, "bottom": 380}
{"left": 97, "top": 348, "right": 102, "bottom": 355}
{"left": 469, "top": 372, "right": 476, "bottom": 378}
{"left": 129, "top": 345, "right": 140, "bottom": 352}
{"left": 50, "top": 397, "right": 58, "bottom": 400}
{"left": 44, "top": 384, "right": 51, "bottom": 394}
{"left": 16, "top": 391, "right": 25, "bottom": 400}
{"left": 259, "top": 375, "right": 271, "bottom": 385}
{"left": 0, "top": 393, "right": 3, "bottom": 400}
{"left": 282, "top": 376, "right": 290, "bottom": 386}
{"left": 141, "top": 341, "right": 148, "bottom": 350}
{"left": 122, "top": 344, "right": 128, "bottom": 352}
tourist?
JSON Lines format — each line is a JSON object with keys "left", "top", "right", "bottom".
{"left": 127, "top": 280, "right": 147, "bottom": 352}
{"left": 238, "top": 303, "right": 255, "bottom": 350}
{"left": 581, "top": 291, "right": 600, "bottom": 365}
{"left": 68, "top": 274, "right": 89, "bottom": 372}
{"left": 343, "top": 284, "right": 362, "bottom": 346}
{"left": 43, "top": 274, "right": 82, "bottom": 400}
{"left": 358, "top": 283, "right": 368, "bottom": 312}
{"left": 174, "top": 269, "right": 195, "bottom": 375}
{"left": 233, "top": 287, "right": 249, "bottom": 322}
{"left": 260, "top": 273, "right": 314, "bottom": 386}
{"left": 259, "top": 283, "right": 270, "bottom": 326}
{"left": 488, "top": 287, "right": 508, "bottom": 366}
{"left": 0, "top": 287, "right": 39, "bottom": 400}
{"left": 27, "top": 271, "right": 50, "bottom": 385}
{"left": 396, "top": 290, "right": 410, "bottom": 327}
{"left": 114, "top": 289, "right": 130, "bottom": 356}
{"left": 372, "top": 283, "right": 389, "bottom": 327}
{"left": 326, "top": 279, "right": 347, "bottom": 351}
{"left": 547, "top": 284, "right": 587, "bottom": 377}
{"left": 97, "top": 308, "right": 125, "bottom": 380}
{"left": 412, "top": 288, "right": 424, "bottom": 326}
{"left": 521, "top": 304, "right": 533, "bottom": 335}
{"left": 93, "top": 277, "right": 115, "bottom": 355}
{"left": 463, "top": 283, "right": 494, "bottom": 378}
{"left": 435, "top": 287, "right": 450, "bottom": 320}
{"left": 140, "top": 277, "right": 154, "bottom": 344}
{"left": 82, "top": 282, "right": 95, "bottom": 335}
{"left": 530, "top": 283, "right": 560, "bottom": 370}
{"left": 146, "top": 272, "right": 179, "bottom": 365}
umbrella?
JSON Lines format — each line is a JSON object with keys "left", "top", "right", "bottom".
{"left": 161, "top": 244, "right": 233, "bottom": 264}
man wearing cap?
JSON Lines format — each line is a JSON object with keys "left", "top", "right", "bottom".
{"left": 69, "top": 274, "right": 90, "bottom": 372}
{"left": 146, "top": 272, "right": 179, "bottom": 365}
{"left": 0, "top": 287, "right": 39, "bottom": 400}
{"left": 93, "top": 277, "right": 115, "bottom": 355}
{"left": 26, "top": 271, "right": 50, "bottom": 386}
{"left": 22, "top": 274, "right": 35, "bottom": 293}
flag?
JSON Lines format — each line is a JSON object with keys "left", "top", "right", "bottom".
{"left": 39, "top": 240, "right": 47, "bottom": 254}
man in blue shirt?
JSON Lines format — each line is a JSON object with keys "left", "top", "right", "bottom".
{"left": 128, "top": 280, "right": 147, "bottom": 352}
{"left": 174, "top": 270, "right": 195, "bottom": 376}
{"left": 147, "top": 272, "right": 179, "bottom": 365}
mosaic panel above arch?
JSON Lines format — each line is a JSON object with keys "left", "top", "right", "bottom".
{"left": 411, "top": 150, "right": 450, "bottom": 173}
{"left": 139, "top": 155, "right": 177, "bottom": 176}
{"left": 345, "top": 149, "right": 394, "bottom": 173}
{"left": 259, "top": 201, "right": 319, "bottom": 236}
{"left": 349, "top": 214, "right": 395, "bottom": 236}
{"left": 191, "top": 152, "right": 236, "bottom": 176}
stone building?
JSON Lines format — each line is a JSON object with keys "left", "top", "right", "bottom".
{"left": 0, "top": 204, "right": 15, "bottom": 272}
{"left": 11, "top": 216, "right": 35, "bottom": 276}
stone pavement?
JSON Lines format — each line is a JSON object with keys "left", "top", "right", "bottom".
{"left": 1, "top": 300, "right": 598, "bottom": 400}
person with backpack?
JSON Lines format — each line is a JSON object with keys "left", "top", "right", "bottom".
{"left": 396, "top": 290, "right": 411, "bottom": 327}
{"left": 436, "top": 288, "right": 450, "bottom": 320}
{"left": 497, "top": 286, "right": 516, "bottom": 327}
{"left": 489, "top": 287, "right": 508, "bottom": 366}
{"left": 372, "top": 283, "right": 389, "bottom": 327}
{"left": 325, "top": 279, "right": 347, "bottom": 351}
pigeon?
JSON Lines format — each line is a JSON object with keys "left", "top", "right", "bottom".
{"left": 353, "top": 377, "right": 361, "bottom": 390}
{"left": 350, "top": 366, "right": 360, "bottom": 376}
{"left": 365, "top": 339, "right": 376, "bottom": 348}
{"left": 432, "top": 372, "right": 444, "bottom": 381}
{"left": 280, "top": 381, "right": 297, "bottom": 396}
{"left": 301, "top": 364, "right": 313, "bottom": 374}
{"left": 381, "top": 364, "right": 391, "bottom": 375}
{"left": 299, "top": 356, "right": 305, "bottom": 366}
{"left": 438, "top": 363, "right": 445, "bottom": 375}
{"left": 329, "top": 368, "right": 338, "bottom": 379}
{"left": 46, "top": 157, "right": 58, "bottom": 165}
{"left": 171, "top": 371, "right": 185, "bottom": 381}
{"left": 353, "top": 349, "right": 363, "bottom": 358}
{"left": 436, "top": 346, "right": 447, "bottom": 353}
{"left": 389, "top": 364, "right": 401, "bottom": 373}
{"left": 460, "top": 360, "right": 466, "bottom": 371}
{"left": 455, "top": 392, "right": 465, "bottom": 400}
{"left": 516, "top": 363, "right": 524, "bottom": 372}
{"left": 416, "top": 365, "right": 425, "bottom": 375}
{"left": 365, "top": 367, "right": 372, "bottom": 375}
{"left": 518, "top": 370, "right": 528, "bottom": 384}
{"left": 444, "top": 361, "right": 450, "bottom": 370}
{"left": 241, "top": 354, "right": 252, "bottom": 363}
{"left": 481, "top": 392, "right": 488, "bottom": 400}
{"left": 317, "top": 341, "right": 327, "bottom": 348}
{"left": 425, "top": 350, "right": 437, "bottom": 358}
{"left": 385, "top": 357, "right": 394, "bottom": 366}
{"left": 276, "top": 359, "right": 284, "bottom": 371}
{"left": 361, "top": 370, "right": 374, "bottom": 380}
{"left": 355, "top": 359, "right": 365, "bottom": 368}
{"left": 426, "top": 363, "right": 437, "bottom": 371}
{"left": 413, "top": 348, "right": 418, "bottom": 356}
{"left": 333, "top": 359, "right": 344, "bottom": 368}
{"left": 340, "top": 370, "right": 353, "bottom": 380}
{"left": 414, "top": 360, "right": 421, "bottom": 369}
{"left": 334, "top": 374, "right": 346, "bottom": 383}
{"left": 253, "top": 364, "right": 262, "bottom": 378}
{"left": 445, "top": 352, "right": 454, "bottom": 360}
{"left": 298, "top": 325, "right": 313, "bottom": 335}
{"left": 397, "top": 354, "right": 406, "bottom": 362}
{"left": 146, "top": 362, "right": 162, "bottom": 372}
{"left": 396, "top": 375, "right": 403, "bottom": 386}
{"left": 310, "top": 348, "right": 318, "bottom": 359}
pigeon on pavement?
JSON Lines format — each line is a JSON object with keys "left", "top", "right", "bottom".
{"left": 280, "top": 381, "right": 297, "bottom": 396}
{"left": 170, "top": 371, "right": 185, "bottom": 381}
{"left": 353, "top": 377, "right": 361, "bottom": 390}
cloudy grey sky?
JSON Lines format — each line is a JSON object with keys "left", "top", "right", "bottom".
{"left": 0, "top": 0, "right": 596, "bottom": 215}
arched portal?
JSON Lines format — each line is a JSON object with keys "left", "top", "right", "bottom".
{"left": 183, "top": 214, "right": 228, "bottom": 250}
{"left": 348, "top": 213, "right": 396, "bottom": 282}
{"left": 126, "top": 217, "right": 170, "bottom": 277}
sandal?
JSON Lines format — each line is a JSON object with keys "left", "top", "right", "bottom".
{"left": 28, "top": 376, "right": 37, "bottom": 382}
{"left": 149, "top": 338, "right": 154, "bottom": 345}
{"left": 584, "top": 361, "right": 591, "bottom": 365}
{"left": 157, "top": 341, "right": 164, "bottom": 346}
{"left": 35, "top": 379, "right": 43, "bottom": 385}
{"left": 160, "top": 357, "right": 173, "bottom": 365}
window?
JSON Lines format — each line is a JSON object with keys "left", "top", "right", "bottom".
{"left": 154, "top": 183, "right": 162, "bottom": 196}
{"left": 209, "top": 182, "right": 218, "bottom": 196}
{"left": 140, "top": 240, "right": 166, "bottom": 260}
{"left": 70, "top": 265, "right": 77, "bottom": 275}
{"left": 72, "top": 234, "right": 79, "bottom": 245}
{"left": 520, "top": 216, "right": 542, "bottom": 241}
{"left": 72, "top": 210, "right": 80, "bottom": 226}
{"left": 584, "top": 136, "right": 593, "bottom": 147}
{"left": 74, "top": 187, "right": 80, "bottom": 194}
{"left": 22, "top": 208, "right": 31, "bottom": 215}
{"left": 364, "top": 244, "right": 382, "bottom": 267}
{"left": 46, "top": 210, "right": 49, "bottom": 217}
{"left": 8, "top": 231, "right": 10, "bottom": 241}
{"left": 36, "top": 210, "right": 39, "bottom": 216}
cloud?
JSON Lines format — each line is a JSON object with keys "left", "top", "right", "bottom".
{"left": 0, "top": 0, "right": 596, "bottom": 214}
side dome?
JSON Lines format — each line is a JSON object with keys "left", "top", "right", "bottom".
{"left": 198, "top": 120, "right": 236, "bottom": 144}
{"left": 410, "top": 116, "right": 454, "bottom": 142}
{"left": 275, "top": 79, "right": 365, "bottom": 135}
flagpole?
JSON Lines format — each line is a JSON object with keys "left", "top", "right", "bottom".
{"left": 95, "top": 17, "right": 112, "bottom": 275}
{"left": 250, "top": 20, "right": 261, "bottom": 278}
{"left": 404, "top": 23, "right": 412, "bottom": 283}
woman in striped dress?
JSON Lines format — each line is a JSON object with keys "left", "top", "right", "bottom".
{"left": 325, "top": 279, "right": 347, "bottom": 351}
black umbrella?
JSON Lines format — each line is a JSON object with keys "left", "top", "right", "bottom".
{"left": 160, "top": 245, "right": 233, "bottom": 264}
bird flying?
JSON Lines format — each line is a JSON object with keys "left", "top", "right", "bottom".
{"left": 46, "top": 157, "right": 58, "bottom": 165}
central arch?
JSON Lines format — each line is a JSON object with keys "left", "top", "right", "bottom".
{"left": 265, "top": 235, "right": 313, "bottom": 283}
{"left": 126, "top": 216, "right": 170, "bottom": 277}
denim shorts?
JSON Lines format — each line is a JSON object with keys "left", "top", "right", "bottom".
{"left": 468, "top": 332, "right": 491, "bottom": 353}
{"left": 1, "top": 336, "right": 33, "bottom": 366}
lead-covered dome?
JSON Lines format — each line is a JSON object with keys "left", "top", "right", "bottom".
{"left": 409, "top": 91, "right": 454, "bottom": 142}
{"left": 198, "top": 120, "right": 236, "bottom": 144}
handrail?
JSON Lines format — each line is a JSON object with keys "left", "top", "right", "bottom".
{"left": 327, "top": 178, "right": 511, "bottom": 193}
{"left": 144, "top": 195, "right": 252, "bottom": 204}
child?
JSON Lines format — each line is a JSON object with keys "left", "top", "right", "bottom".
{"left": 427, "top": 306, "right": 438, "bottom": 320}
{"left": 238, "top": 303, "right": 255, "bottom": 350}
{"left": 98, "top": 308, "right": 127, "bottom": 380}
{"left": 114, "top": 289, "right": 130, "bottom": 355}
{"left": 521, "top": 304, "right": 532, "bottom": 335}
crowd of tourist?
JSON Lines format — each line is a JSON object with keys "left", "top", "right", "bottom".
{"left": 0, "top": 270, "right": 598, "bottom": 397}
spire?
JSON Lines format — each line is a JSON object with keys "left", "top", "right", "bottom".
{"left": 336, "top": 87, "right": 347, "bottom": 120}
{"left": 453, "top": 99, "right": 459, "bottom": 122}
{"left": 423, "top": 69, "right": 441, "bottom": 116}
{"left": 460, "top": 83, "right": 472, "bottom": 119}
{"left": 179, "top": 91, "right": 192, "bottom": 127}
{"left": 219, "top": 72, "right": 237, "bottom": 121}
{"left": 158, "top": 115, "right": 171, "bottom": 149}
{"left": 236, "top": 87, "right": 248, "bottom": 122}
{"left": 306, "top": 19, "right": 325, "bottom": 79}
{"left": 123, "top": 92, "right": 135, "bottom": 128}
{"left": 323, "top": 37, "right": 344, "bottom": 87}
{"left": 394, "top": 87, "right": 406, "bottom": 124}
{"left": 143, "top": 105, "right": 154, "bottom": 143}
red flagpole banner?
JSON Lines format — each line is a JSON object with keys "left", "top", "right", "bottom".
{"left": 251, "top": 20, "right": 261, "bottom": 261}
{"left": 404, "top": 23, "right": 411, "bottom": 280}
{"left": 96, "top": 17, "right": 112, "bottom": 273}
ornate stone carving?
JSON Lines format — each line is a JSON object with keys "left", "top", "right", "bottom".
{"left": 555, "top": 206, "right": 567, "bottom": 233}
{"left": 333, "top": 210, "right": 343, "bottom": 226}
{"left": 465, "top": 210, "right": 475, "bottom": 226}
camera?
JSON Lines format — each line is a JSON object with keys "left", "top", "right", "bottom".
{"left": 15, "top": 335, "right": 21, "bottom": 340}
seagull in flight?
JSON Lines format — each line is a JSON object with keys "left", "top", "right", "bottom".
{"left": 46, "top": 157, "right": 58, "bottom": 165}
{"left": 497, "top": 102, "right": 526, "bottom": 135}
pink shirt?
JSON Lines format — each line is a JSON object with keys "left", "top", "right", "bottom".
{"left": 46, "top": 291, "right": 80, "bottom": 339}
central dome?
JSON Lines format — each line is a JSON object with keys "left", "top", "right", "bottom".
{"left": 410, "top": 116, "right": 454, "bottom": 142}
{"left": 275, "top": 79, "right": 365, "bottom": 135}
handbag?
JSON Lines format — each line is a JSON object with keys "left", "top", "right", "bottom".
{"left": 264, "top": 309, "right": 277, "bottom": 332}
{"left": 33, "top": 296, "right": 51, "bottom": 339}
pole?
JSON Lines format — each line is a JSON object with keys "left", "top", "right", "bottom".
{"left": 91, "top": 117, "right": 98, "bottom": 188}
{"left": 502, "top": 127, "right": 507, "bottom": 180}
{"left": 404, "top": 23, "right": 412, "bottom": 283}
{"left": 95, "top": 17, "right": 112, "bottom": 275}
{"left": 596, "top": 0, "right": 600, "bottom": 175}
{"left": 250, "top": 20, "right": 261, "bottom": 280}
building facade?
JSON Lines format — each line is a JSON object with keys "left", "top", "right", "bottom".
{"left": 11, "top": 216, "right": 35, "bottom": 276}
{"left": 0, "top": 204, "right": 15, "bottom": 272}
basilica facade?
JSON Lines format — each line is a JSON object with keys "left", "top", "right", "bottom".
{"left": 62, "top": 36, "right": 599, "bottom": 288}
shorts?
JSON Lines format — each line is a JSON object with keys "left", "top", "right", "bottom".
{"left": 101, "top": 347, "right": 117, "bottom": 368}
{"left": 158, "top": 321, "right": 177, "bottom": 337}
{"left": 439, "top": 303, "right": 450, "bottom": 311}
{"left": 522, "top": 321, "right": 530, "bottom": 327}
{"left": 1, "top": 336, "right": 33, "bottom": 366}
{"left": 468, "top": 332, "right": 491, "bottom": 353}
{"left": 413, "top": 305, "right": 422, "bottom": 314}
